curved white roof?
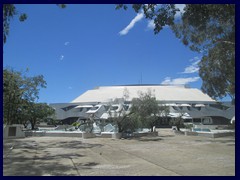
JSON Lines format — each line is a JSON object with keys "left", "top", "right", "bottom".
{"left": 71, "top": 85, "right": 215, "bottom": 103}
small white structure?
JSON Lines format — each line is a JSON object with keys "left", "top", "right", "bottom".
{"left": 86, "top": 104, "right": 108, "bottom": 119}
{"left": 3, "top": 124, "right": 25, "bottom": 139}
{"left": 231, "top": 116, "right": 235, "bottom": 124}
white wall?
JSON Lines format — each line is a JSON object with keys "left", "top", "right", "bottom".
{"left": 3, "top": 125, "right": 25, "bottom": 139}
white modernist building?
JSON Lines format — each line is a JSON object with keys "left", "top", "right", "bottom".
{"left": 50, "top": 85, "right": 235, "bottom": 126}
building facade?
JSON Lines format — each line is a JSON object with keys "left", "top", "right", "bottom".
{"left": 50, "top": 85, "right": 235, "bottom": 127}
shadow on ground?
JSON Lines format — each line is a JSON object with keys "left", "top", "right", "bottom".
{"left": 3, "top": 138, "right": 103, "bottom": 176}
{"left": 195, "top": 139, "right": 235, "bottom": 144}
{"left": 134, "top": 137, "right": 163, "bottom": 142}
{"left": 4, "top": 158, "right": 88, "bottom": 176}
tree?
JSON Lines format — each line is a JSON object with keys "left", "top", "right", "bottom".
{"left": 199, "top": 42, "right": 235, "bottom": 101}
{"left": 116, "top": 4, "right": 235, "bottom": 103}
{"left": 169, "top": 111, "right": 185, "bottom": 131}
{"left": 169, "top": 117, "right": 184, "bottom": 131}
{"left": 3, "top": 68, "right": 24, "bottom": 124}
{"left": 157, "top": 104, "right": 170, "bottom": 127}
{"left": 3, "top": 68, "right": 49, "bottom": 127}
{"left": 26, "top": 103, "right": 55, "bottom": 130}
{"left": 3, "top": 4, "right": 66, "bottom": 44}
{"left": 130, "top": 90, "right": 169, "bottom": 132}
{"left": 3, "top": 4, "right": 27, "bottom": 44}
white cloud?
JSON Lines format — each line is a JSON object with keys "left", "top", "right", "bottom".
{"left": 64, "top": 42, "right": 70, "bottom": 46}
{"left": 161, "top": 76, "right": 200, "bottom": 85}
{"left": 181, "top": 58, "right": 201, "bottom": 74}
{"left": 175, "top": 4, "right": 185, "bottom": 19}
{"left": 119, "top": 12, "right": 144, "bottom": 35}
{"left": 182, "top": 66, "right": 199, "bottom": 74}
{"left": 68, "top": 86, "right": 73, "bottom": 90}
{"left": 60, "top": 55, "right": 64, "bottom": 60}
{"left": 189, "top": 56, "right": 200, "bottom": 62}
{"left": 147, "top": 20, "right": 155, "bottom": 30}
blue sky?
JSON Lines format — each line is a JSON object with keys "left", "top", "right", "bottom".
{"left": 3, "top": 4, "right": 231, "bottom": 103}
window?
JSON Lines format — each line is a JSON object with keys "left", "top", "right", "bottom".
{"left": 8, "top": 127, "right": 16, "bottom": 136}
{"left": 104, "top": 105, "right": 110, "bottom": 111}
{"left": 123, "top": 105, "right": 130, "bottom": 111}
{"left": 202, "top": 117, "right": 212, "bottom": 124}
{"left": 193, "top": 106, "right": 201, "bottom": 111}
{"left": 86, "top": 107, "right": 92, "bottom": 111}
{"left": 209, "top": 103, "right": 228, "bottom": 110}
{"left": 110, "top": 106, "right": 118, "bottom": 111}
{"left": 184, "top": 119, "right": 192, "bottom": 123}
{"left": 172, "top": 106, "right": 179, "bottom": 111}
{"left": 193, "top": 118, "right": 201, "bottom": 123}
{"left": 90, "top": 106, "right": 99, "bottom": 110}
{"left": 61, "top": 105, "right": 78, "bottom": 111}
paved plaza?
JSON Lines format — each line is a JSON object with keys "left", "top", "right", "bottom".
{"left": 3, "top": 129, "right": 235, "bottom": 176}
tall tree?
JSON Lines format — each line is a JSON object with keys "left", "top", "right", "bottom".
{"left": 130, "top": 90, "right": 169, "bottom": 132}
{"left": 116, "top": 4, "right": 235, "bottom": 102}
{"left": 3, "top": 68, "right": 48, "bottom": 126}
{"left": 3, "top": 68, "right": 24, "bottom": 124}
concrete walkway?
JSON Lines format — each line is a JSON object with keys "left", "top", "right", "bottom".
{"left": 3, "top": 129, "right": 235, "bottom": 176}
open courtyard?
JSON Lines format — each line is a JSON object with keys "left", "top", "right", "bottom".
{"left": 3, "top": 129, "right": 235, "bottom": 176}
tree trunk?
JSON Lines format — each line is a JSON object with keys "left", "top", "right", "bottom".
{"left": 151, "top": 126, "right": 154, "bottom": 132}
{"left": 176, "top": 125, "right": 180, "bottom": 131}
{"left": 31, "top": 120, "right": 36, "bottom": 130}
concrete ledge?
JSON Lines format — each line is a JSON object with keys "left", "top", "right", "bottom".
{"left": 46, "top": 132, "right": 83, "bottom": 137}
{"left": 187, "top": 131, "right": 235, "bottom": 138}
{"left": 82, "top": 132, "right": 95, "bottom": 139}
{"left": 112, "top": 133, "right": 122, "bottom": 139}
{"left": 100, "top": 133, "right": 113, "bottom": 138}
{"left": 25, "top": 131, "right": 33, "bottom": 137}
{"left": 133, "top": 132, "right": 158, "bottom": 137}
{"left": 99, "top": 132, "right": 114, "bottom": 138}
{"left": 25, "top": 131, "right": 84, "bottom": 138}
{"left": 212, "top": 132, "right": 235, "bottom": 138}
{"left": 197, "top": 132, "right": 214, "bottom": 138}
{"left": 185, "top": 131, "right": 198, "bottom": 136}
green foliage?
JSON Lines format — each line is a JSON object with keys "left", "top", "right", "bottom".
{"left": 117, "top": 4, "right": 178, "bottom": 34}
{"left": 115, "top": 4, "right": 128, "bottom": 10}
{"left": 19, "top": 13, "right": 27, "bottom": 21}
{"left": 26, "top": 102, "right": 55, "bottom": 129}
{"left": 172, "top": 5, "right": 235, "bottom": 52}
{"left": 72, "top": 122, "right": 80, "bottom": 127}
{"left": 3, "top": 4, "right": 27, "bottom": 44}
{"left": 3, "top": 68, "right": 24, "bottom": 124}
{"left": 169, "top": 118, "right": 184, "bottom": 131}
{"left": 3, "top": 68, "right": 53, "bottom": 129}
{"left": 57, "top": 4, "right": 67, "bottom": 9}
{"left": 130, "top": 90, "right": 169, "bottom": 132}
{"left": 45, "top": 118, "right": 57, "bottom": 125}
{"left": 116, "top": 4, "right": 235, "bottom": 102}
{"left": 184, "top": 123, "right": 193, "bottom": 130}
{"left": 199, "top": 42, "right": 235, "bottom": 101}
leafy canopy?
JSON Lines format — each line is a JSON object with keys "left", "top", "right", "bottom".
{"left": 3, "top": 68, "right": 54, "bottom": 128}
{"left": 130, "top": 90, "right": 169, "bottom": 132}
